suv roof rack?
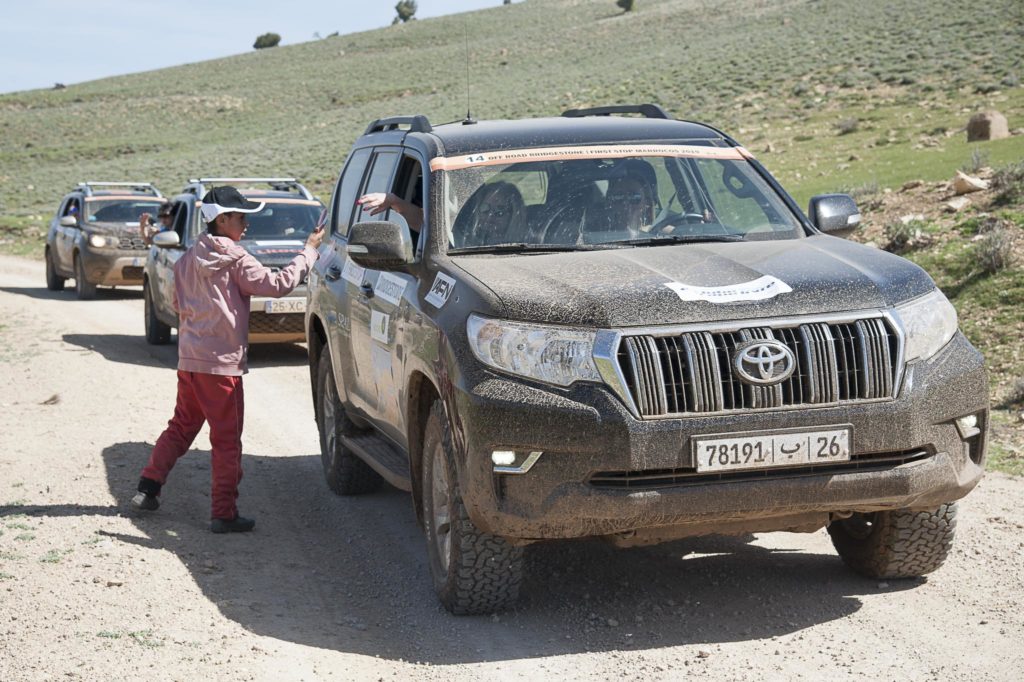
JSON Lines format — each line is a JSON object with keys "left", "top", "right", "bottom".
{"left": 76, "top": 181, "right": 163, "bottom": 198}
{"left": 364, "top": 115, "right": 433, "bottom": 135}
{"left": 561, "top": 104, "right": 672, "bottom": 120}
{"left": 183, "top": 177, "right": 314, "bottom": 201}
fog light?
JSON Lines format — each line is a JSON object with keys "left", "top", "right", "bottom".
{"left": 491, "top": 450, "right": 516, "bottom": 466}
{"left": 955, "top": 414, "right": 980, "bottom": 439}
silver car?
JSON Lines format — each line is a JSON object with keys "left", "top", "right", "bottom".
{"left": 143, "top": 177, "right": 323, "bottom": 345}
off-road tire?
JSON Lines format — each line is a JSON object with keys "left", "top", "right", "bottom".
{"left": 45, "top": 248, "right": 66, "bottom": 291}
{"left": 422, "top": 400, "right": 524, "bottom": 614}
{"left": 316, "top": 351, "right": 382, "bottom": 495}
{"left": 73, "top": 253, "right": 97, "bottom": 300}
{"left": 828, "top": 503, "right": 958, "bottom": 579}
{"left": 144, "top": 280, "right": 171, "bottom": 345}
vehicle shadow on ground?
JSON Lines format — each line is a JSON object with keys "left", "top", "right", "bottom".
{"left": 43, "top": 440, "right": 926, "bottom": 665}
{"left": 0, "top": 286, "right": 142, "bottom": 302}
{"left": 60, "top": 334, "right": 307, "bottom": 370}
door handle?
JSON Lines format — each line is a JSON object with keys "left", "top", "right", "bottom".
{"left": 359, "top": 282, "right": 375, "bottom": 298}
{"left": 325, "top": 265, "right": 341, "bottom": 281}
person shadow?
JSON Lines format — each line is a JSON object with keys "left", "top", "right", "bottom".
{"left": 60, "top": 334, "right": 308, "bottom": 370}
{"left": 1, "top": 440, "right": 922, "bottom": 664}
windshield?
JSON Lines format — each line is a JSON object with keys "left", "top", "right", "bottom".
{"left": 199, "top": 201, "right": 324, "bottom": 241}
{"left": 438, "top": 144, "right": 803, "bottom": 253}
{"left": 85, "top": 199, "right": 165, "bottom": 224}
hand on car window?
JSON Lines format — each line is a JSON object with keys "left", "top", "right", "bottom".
{"left": 357, "top": 192, "right": 391, "bottom": 216}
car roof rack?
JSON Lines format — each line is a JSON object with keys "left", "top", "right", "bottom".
{"left": 561, "top": 104, "right": 672, "bottom": 120}
{"left": 364, "top": 115, "right": 433, "bottom": 135}
{"left": 183, "top": 177, "right": 314, "bottom": 201}
{"left": 75, "top": 181, "right": 163, "bottom": 198}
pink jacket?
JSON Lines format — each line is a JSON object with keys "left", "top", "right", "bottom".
{"left": 173, "top": 232, "right": 318, "bottom": 376}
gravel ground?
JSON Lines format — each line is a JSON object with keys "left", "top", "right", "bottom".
{"left": 1, "top": 253, "right": 1022, "bottom": 681}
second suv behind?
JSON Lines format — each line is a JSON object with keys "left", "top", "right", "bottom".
{"left": 143, "top": 177, "right": 324, "bottom": 344}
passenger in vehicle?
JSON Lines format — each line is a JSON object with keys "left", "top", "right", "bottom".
{"left": 458, "top": 181, "right": 526, "bottom": 247}
{"left": 131, "top": 186, "right": 325, "bottom": 534}
{"left": 139, "top": 203, "right": 175, "bottom": 245}
{"left": 604, "top": 159, "right": 658, "bottom": 236}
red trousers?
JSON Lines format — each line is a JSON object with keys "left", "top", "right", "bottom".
{"left": 142, "top": 370, "right": 244, "bottom": 520}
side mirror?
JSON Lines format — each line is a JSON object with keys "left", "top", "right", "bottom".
{"left": 807, "top": 194, "right": 861, "bottom": 238}
{"left": 153, "top": 231, "right": 181, "bottom": 249}
{"left": 346, "top": 220, "right": 413, "bottom": 271}
{"left": 59, "top": 216, "right": 78, "bottom": 227}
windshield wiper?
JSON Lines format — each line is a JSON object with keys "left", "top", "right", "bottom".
{"left": 448, "top": 242, "right": 625, "bottom": 254}
{"left": 605, "top": 233, "right": 746, "bottom": 247}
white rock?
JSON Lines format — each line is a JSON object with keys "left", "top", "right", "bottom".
{"left": 953, "top": 170, "right": 989, "bottom": 195}
{"left": 945, "top": 197, "right": 971, "bottom": 212}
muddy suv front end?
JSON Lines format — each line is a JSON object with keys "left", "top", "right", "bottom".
{"left": 451, "top": 304, "right": 987, "bottom": 545}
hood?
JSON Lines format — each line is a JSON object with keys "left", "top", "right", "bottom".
{"left": 450, "top": 235, "right": 936, "bottom": 328}
{"left": 86, "top": 221, "right": 148, "bottom": 239}
{"left": 239, "top": 237, "right": 306, "bottom": 269}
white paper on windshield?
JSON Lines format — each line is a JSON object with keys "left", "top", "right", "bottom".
{"left": 664, "top": 276, "right": 792, "bottom": 303}
{"left": 253, "top": 240, "right": 304, "bottom": 246}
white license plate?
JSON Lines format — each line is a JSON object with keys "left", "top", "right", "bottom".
{"left": 264, "top": 299, "right": 306, "bottom": 314}
{"left": 694, "top": 426, "right": 851, "bottom": 473}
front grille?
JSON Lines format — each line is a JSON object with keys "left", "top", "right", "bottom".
{"left": 118, "top": 236, "right": 149, "bottom": 250}
{"left": 589, "top": 449, "right": 930, "bottom": 490}
{"left": 248, "top": 311, "right": 304, "bottom": 335}
{"left": 618, "top": 316, "right": 900, "bottom": 417}
{"left": 121, "top": 266, "right": 144, "bottom": 280}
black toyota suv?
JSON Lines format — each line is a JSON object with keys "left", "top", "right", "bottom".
{"left": 45, "top": 181, "right": 166, "bottom": 299}
{"left": 143, "top": 177, "right": 324, "bottom": 345}
{"left": 306, "top": 105, "right": 988, "bottom": 614}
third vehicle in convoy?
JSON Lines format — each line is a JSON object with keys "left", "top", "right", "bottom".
{"left": 305, "top": 105, "right": 988, "bottom": 614}
{"left": 144, "top": 177, "right": 324, "bottom": 344}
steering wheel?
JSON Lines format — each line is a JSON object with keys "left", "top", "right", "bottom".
{"left": 652, "top": 212, "right": 708, "bottom": 234}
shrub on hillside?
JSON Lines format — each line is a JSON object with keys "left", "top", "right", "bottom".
{"left": 960, "top": 148, "right": 989, "bottom": 174}
{"left": 884, "top": 219, "right": 930, "bottom": 253}
{"left": 836, "top": 118, "right": 859, "bottom": 135}
{"left": 253, "top": 33, "right": 281, "bottom": 49}
{"left": 617, "top": 0, "right": 636, "bottom": 11}
{"left": 976, "top": 225, "right": 1014, "bottom": 274}
{"left": 991, "top": 162, "right": 1024, "bottom": 207}
{"left": 394, "top": 1, "right": 417, "bottom": 23}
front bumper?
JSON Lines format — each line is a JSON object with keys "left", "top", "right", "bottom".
{"left": 453, "top": 332, "right": 988, "bottom": 541}
{"left": 79, "top": 248, "right": 147, "bottom": 285}
{"left": 247, "top": 291, "right": 307, "bottom": 343}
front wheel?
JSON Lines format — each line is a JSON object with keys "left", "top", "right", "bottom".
{"left": 828, "top": 503, "right": 958, "bottom": 578}
{"left": 421, "top": 400, "right": 524, "bottom": 614}
{"left": 144, "top": 281, "right": 171, "bottom": 345}
{"left": 316, "top": 351, "right": 382, "bottom": 495}
{"left": 45, "top": 248, "right": 65, "bottom": 291}
{"left": 73, "top": 253, "right": 97, "bottom": 300}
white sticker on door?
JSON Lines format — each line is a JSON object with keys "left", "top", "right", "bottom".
{"left": 375, "top": 272, "right": 407, "bottom": 306}
{"left": 425, "top": 272, "right": 457, "bottom": 308}
{"left": 370, "top": 310, "right": 390, "bottom": 344}
{"left": 341, "top": 258, "right": 365, "bottom": 286}
{"left": 664, "top": 276, "right": 792, "bottom": 303}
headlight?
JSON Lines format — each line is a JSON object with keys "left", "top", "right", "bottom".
{"left": 895, "top": 289, "right": 958, "bottom": 362}
{"left": 467, "top": 314, "right": 601, "bottom": 387}
{"left": 88, "top": 233, "right": 113, "bottom": 248}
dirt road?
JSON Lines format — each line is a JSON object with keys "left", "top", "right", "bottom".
{"left": 1, "top": 253, "right": 1022, "bottom": 681}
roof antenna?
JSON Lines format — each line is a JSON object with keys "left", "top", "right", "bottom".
{"left": 462, "top": 16, "right": 476, "bottom": 125}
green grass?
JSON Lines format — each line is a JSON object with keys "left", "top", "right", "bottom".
{"left": 38, "top": 549, "right": 71, "bottom": 564}
{"left": 14, "top": 533, "right": 34, "bottom": 542}
{"left": 0, "top": 572, "right": 15, "bottom": 580}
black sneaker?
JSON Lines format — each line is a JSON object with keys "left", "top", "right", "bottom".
{"left": 210, "top": 516, "right": 256, "bottom": 534}
{"left": 131, "top": 492, "right": 160, "bottom": 511}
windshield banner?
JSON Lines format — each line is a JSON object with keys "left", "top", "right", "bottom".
{"left": 430, "top": 145, "right": 749, "bottom": 171}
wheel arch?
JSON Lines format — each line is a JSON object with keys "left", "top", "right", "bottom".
{"left": 407, "top": 370, "right": 441, "bottom": 527}
{"left": 307, "top": 313, "right": 328, "bottom": 425}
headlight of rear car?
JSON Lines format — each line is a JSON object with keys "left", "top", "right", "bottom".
{"left": 88, "top": 233, "right": 114, "bottom": 248}
{"left": 895, "top": 289, "right": 958, "bottom": 362}
{"left": 467, "top": 314, "right": 601, "bottom": 387}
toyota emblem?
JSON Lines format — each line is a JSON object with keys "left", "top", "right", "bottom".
{"left": 733, "top": 340, "right": 796, "bottom": 385}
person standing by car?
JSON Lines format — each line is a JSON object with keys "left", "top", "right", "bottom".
{"left": 138, "top": 203, "right": 175, "bottom": 245}
{"left": 132, "top": 186, "right": 325, "bottom": 533}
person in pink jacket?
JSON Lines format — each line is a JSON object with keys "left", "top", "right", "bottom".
{"left": 132, "top": 186, "right": 324, "bottom": 533}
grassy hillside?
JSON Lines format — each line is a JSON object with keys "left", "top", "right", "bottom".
{"left": 0, "top": 0, "right": 1021, "bottom": 468}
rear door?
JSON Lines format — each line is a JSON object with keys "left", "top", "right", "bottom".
{"left": 54, "top": 197, "right": 81, "bottom": 273}
{"left": 152, "top": 198, "right": 193, "bottom": 325}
